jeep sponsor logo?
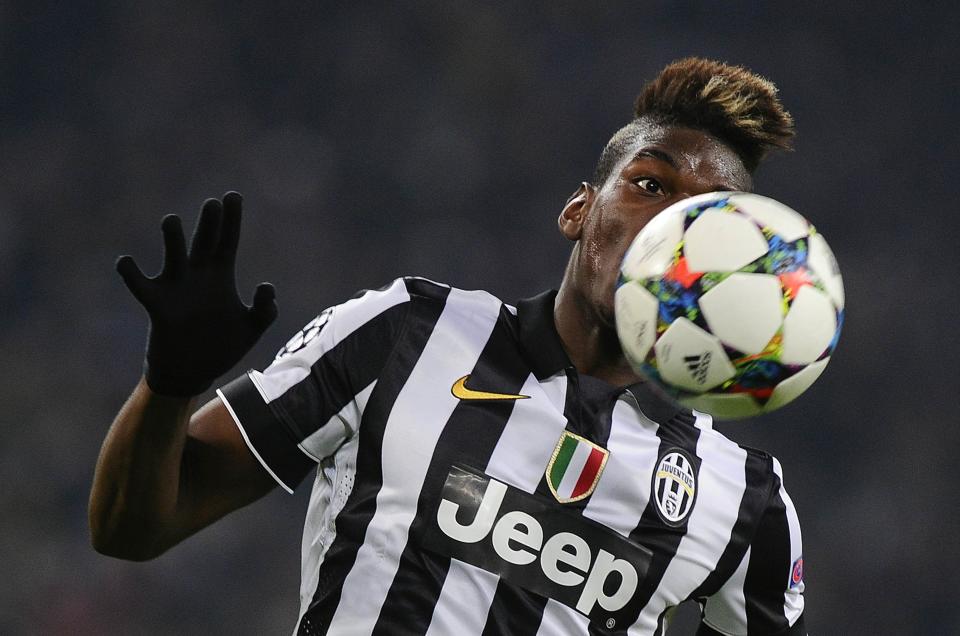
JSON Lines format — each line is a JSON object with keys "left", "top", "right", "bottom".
{"left": 424, "top": 465, "right": 652, "bottom": 628}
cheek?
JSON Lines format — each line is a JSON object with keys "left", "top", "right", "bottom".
{"left": 583, "top": 205, "right": 631, "bottom": 282}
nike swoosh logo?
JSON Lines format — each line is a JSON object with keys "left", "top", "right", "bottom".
{"left": 451, "top": 375, "right": 530, "bottom": 401}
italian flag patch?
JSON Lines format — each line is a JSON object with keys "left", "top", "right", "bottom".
{"left": 546, "top": 431, "right": 610, "bottom": 503}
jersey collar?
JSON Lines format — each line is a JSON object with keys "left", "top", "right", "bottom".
{"left": 516, "top": 290, "right": 573, "bottom": 381}
{"left": 516, "top": 289, "right": 686, "bottom": 424}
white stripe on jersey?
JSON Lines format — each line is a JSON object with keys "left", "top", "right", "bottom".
{"left": 584, "top": 397, "right": 661, "bottom": 536}
{"left": 703, "top": 546, "right": 751, "bottom": 634}
{"left": 424, "top": 560, "right": 499, "bottom": 636}
{"left": 297, "top": 380, "right": 375, "bottom": 462}
{"left": 426, "top": 371, "right": 571, "bottom": 627}
{"left": 251, "top": 278, "right": 410, "bottom": 404}
{"left": 773, "top": 458, "right": 804, "bottom": 625}
{"left": 535, "top": 598, "right": 590, "bottom": 636}
{"left": 325, "top": 288, "right": 504, "bottom": 634}
{"left": 295, "top": 381, "right": 376, "bottom": 629}
{"left": 485, "top": 371, "right": 570, "bottom": 493}
{"left": 297, "top": 433, "right": 359, "bottom": 629}
{"left": 634, "top": 413, "right": 749, "bottom": 632}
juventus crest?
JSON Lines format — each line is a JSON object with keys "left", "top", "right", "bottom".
{"left": 652, "top": 448, "right": 698, "bottom": 526}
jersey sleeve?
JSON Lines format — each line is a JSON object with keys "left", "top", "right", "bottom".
{"left": 698, "top": 457, "right": 806, "bottom": 636}
{"left": 216, "top": 278, "right": 411, "bottom": 493}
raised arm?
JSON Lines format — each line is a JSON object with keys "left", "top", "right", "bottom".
{"left": 89, "top": 192, "right": 279, "bottom": 560}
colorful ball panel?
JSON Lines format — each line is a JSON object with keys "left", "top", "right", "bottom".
{"left": 699, "top": 272, "right": 784, "bottom": 355}
{"left": 620, "top": 207, "right": 685, "bottom": 281}
{"left": 654, "top": 318, "right": 736, "bottom": 392}
{"left": 614, "top": 283, "right": 659, "bottom": 365}
{"left": 807, "top": 232, "right": 845, "bottom": 309}
{"left": 765, "top": 358, "right": 830, "bottom": 411}
{"left": 683, "top": 209, "right": 769, "bottom": 272}
{"left": 729, "top": 192, "right": 809, "bottom": 241}
{"left": 780, "top": 286, "right": 837, "bottom": 365}
{"left": 681, "top": 392, "right": 762, "bottom": 419}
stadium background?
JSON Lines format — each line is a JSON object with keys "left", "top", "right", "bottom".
{"left": 1, "top": 2, "right": 956, "bottom": 633}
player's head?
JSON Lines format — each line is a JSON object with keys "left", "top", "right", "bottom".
{"left": 592, "top": 57, "right": 795, "bottom": 188}
{"left": 557, "top": 57, "right": 794, "bottom": 330}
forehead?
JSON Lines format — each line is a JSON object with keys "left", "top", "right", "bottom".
{"left": 619, "top": 122, "right": 751, "bottom": 191}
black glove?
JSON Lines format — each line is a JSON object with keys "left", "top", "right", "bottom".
{"left": 117, "top": 192, "right": 278, "bottom": 396}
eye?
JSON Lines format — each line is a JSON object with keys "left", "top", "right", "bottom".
{"left": 633, "top": 177, "right": 664, "bottom": 195}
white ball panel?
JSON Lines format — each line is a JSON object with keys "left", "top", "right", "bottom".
{"left": 654, "top": 317, "right": 736, "bottom": 392}
{"left": 764, "top": 358, "right": 830, "bottom": 412}
{"left": 699, "top": 273, "right": 784, "bottom": 354}
{"left": 683, "top": 209, "right": 769, "bottom": 272}
{"left": 615, "top": 283, "right": 659, "bottom": 366}
{"left": 807, "top": 233, "right": 845, "bottom": 309}
{"left": 669, "top": 191, "right": 739, "bottom": 210}
{"left": 681, "top": 392, "right": 762, "bottom": 419}
{"left": 729, "top": 193, "right": 810, "bottom": 242}
{"left": 781, "top": 287, "right": 838, "bottom": 365}
{"left": 621, "top": 208, "right": 685, "bottom": 281}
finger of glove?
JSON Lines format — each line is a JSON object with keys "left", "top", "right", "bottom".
{"left": 249, "top": 282, "right": 278, "bottom": 330}
{"left": 217, "top": 191, "right": 243, "bottom": 259}
{"left": 116, "top": 255, "right": 154, "bottom": 305}
{"left": 160, "top": 214, "right": 188, "bottom": 278}
{"left": 189, "top": 198, "right": 223, "bottom": 265}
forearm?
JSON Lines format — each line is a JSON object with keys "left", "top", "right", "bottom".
{"left": 89, "top": 377, "right": 196, "bottom": 560}
{"left": 93, "top": 193, "right": 278, "bottom": 559}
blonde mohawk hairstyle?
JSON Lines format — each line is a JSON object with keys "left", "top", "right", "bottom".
{"left": 593, "top": 57, "right": 795, "bottom": 183}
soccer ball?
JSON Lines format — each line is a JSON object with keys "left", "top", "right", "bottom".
{"left": 615, "top": 192, "right": 844, "bottom": 419}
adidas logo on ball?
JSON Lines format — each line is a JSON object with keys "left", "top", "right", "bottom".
{"left": 683, "top": 352, "right": 711, "bottom": 385}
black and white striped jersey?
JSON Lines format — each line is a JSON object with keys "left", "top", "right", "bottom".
{"left": 217, "top": 277, "right": 806, "bottom": 636}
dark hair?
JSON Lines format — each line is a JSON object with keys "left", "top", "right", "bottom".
{"left": 592, "top": 57, "right": 795, "bottom": 184}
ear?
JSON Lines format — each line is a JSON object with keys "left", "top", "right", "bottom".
{"left": 558, "top": 182, "right": 594, "bottom": 241}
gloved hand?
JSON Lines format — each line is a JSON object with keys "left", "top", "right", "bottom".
{"left": 116, "top": 192, "right": 278, "bottom": 396}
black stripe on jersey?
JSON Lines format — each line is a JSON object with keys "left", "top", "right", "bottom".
{"left": 481, "top": 371, "right": 624, "bottom": 635}
{"left": 299, "top": 283, "right": 449, "bottom": 635}
{"left": 273, "top": 302, "right": 410, "bottom": 443}
{"left": 567, "top": 373, "right": 619, "bottom": 449}
{"left": 743, "top": 473, "right": 793, "bottom": 634}
{"left": 220, "top": 374, "right": 315, "bottom": 490}
{"left": 654, "top": 608, "right": 667, "bottom": 636}
{"left": 482, "top": 590, "right": 556, "bottom": 636}
{"left": 532, "top": 372, "right": 617, "bottom": 510}
{"left": 372, "top": 304, "right": 529, "bottom": 635}
{"left": 601, "top": 412, "right": 702, "bottom": 636}
{"left": 689, "top": 450, "right": 771, "bottom": 601}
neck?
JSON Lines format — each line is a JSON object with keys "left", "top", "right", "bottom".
{"left": 553, "top": 277, "right": 643, "bottom": 387}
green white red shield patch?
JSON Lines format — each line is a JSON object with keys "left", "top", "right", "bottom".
{"left": 545, "top": 431, "right": 609, "bottom": 504}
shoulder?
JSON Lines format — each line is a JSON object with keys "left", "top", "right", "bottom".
{"left": 392, "top": 276, "right": 509, "bottom": 320}
{"left": 324, "top": 277, "right": 509, "bottom": 341}
{"left": 348, "top": 277, "right": 506, "bottom": 308}
{"left": 691, "top": 418, "right": 786, "bottom": 503}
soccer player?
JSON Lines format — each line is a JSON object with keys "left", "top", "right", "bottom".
{"left": 90, "top": 58, "right": 805, "bottom": 635}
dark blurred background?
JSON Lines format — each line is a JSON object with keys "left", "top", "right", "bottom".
{"left": 2, "top": 1, "right": 957, "bottom": 634}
